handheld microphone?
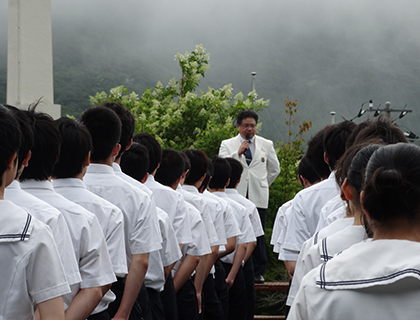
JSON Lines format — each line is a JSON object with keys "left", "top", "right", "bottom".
{"left": 245, "top": 134, "right": 250, "bottom": 142}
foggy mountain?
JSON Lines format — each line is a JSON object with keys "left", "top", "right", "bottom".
{"left": 1, "top": 0, "right": 420, "bottom": 144}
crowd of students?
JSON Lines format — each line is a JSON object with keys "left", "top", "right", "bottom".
{"left": 272, "top": 118, "right": 420, "bottom": 319}
{"left": 0, "top": 102, "right": 263, "bottom": 320}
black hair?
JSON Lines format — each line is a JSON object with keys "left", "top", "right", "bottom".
{"left": 298, "top": 155, "right": 320, "bottom": 185}
{"left": 226, "top": 157, "right": 243, "bottom": 188}
{"left": 237, "top": 109, "right": 258, "bottom": 126}
{"left": 101, "top": 102, "right": 135, "bottom": 159}
{"left": 79, "top": 106, "right": 122, "bottom": 162}
{"left": 208, "top": 156, "right": 231, "bottom": 189}
{"left": 305, "top": 125, "right": 332, "bottom": 179}
{"left": 179, "top": 151, "right": 191, "bottom": 172}
{"left": 53, "top": 117, "right": 92, "bottom": 179}
{"left": 133, "top": 133, "right": 162, "bottom": 174}
{"left": 353, "top": 119, "right": 407, "bottom": 145}
{"left": 183, "top": 149, "right": 209, "bottom": 185}
{"left": 362, "top": 143, "right": 420, "bottom": 226}
{"left": 155, "top": 149, "right": 184, "bottom": 187}
{"left": 323, "top": 120, "right": 356, "bottom": 170}
{"left": 345, "top": 120, "right": 372, "bottom": 149}
{"left": 120, "top": 142, "right": 150, "bottom": 183}
{"left": 4, "top": 104, "right": 33, "bottom": 171}
{"left": 20, "top": 103, "right": 60, "bottom": 181}
{"left": 0, "top": 105, "right": 21, "bottom": 186}
{"left": 199, "top": 164, "right": 213, "bottom": 193}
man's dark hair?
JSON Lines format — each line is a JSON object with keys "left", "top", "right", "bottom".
{"left": 179, "top": 151, "right": 191, "bottom": 182}
{"left": 102, "top": 102, "right": 135, "bottom": 159}
{"left": 4, "top": 104, "right": 33, "bottom": 171}
{"left": 353, "top": 119, "right": 407, "bottom": 145}
{"left": 209, "top": 156, "right": 231, "bottom": 189}
{"left": 155, "top": 149, "right": 184, "bottom": 187}
{"left": 53, "top": 117, "right": 92, "bottom": 179}
{"left": 226, "top": 157, "right": 243, "bottom": 188}
{"left": 120, "top": 142, "right": 150, "bottom": 183}
{"left": 0, "top": 105, "right": 21, "bottom": 186}
{"left": 305, "top": 125, "right": 332, "bottom": 179}
{"left": 345, "top": 120, "right": 372, "bottom": 149}
{"left": 237, "top": 109, "right": 258, "bottom": 126}
{"left": 323, "top": 120, "right": 356, "bottom": 170}
{"left": 20, "top": 103, "right": 60, "bottom": 181}
{"left": 79, "top": 106, "right": 122, "bottom": 162}
{"left": 183, "top": 149, "right": 209, "bottom": 185}
{"left": 133, "top": 133, "right": 162, "bottom": 174}
{"left": 199, "top": 164, "right": 213, "bottom": 193}
{"left": 298, "top": 155, "right": 320, "bottom": 185}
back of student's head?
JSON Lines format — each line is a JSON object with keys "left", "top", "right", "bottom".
{"left": 323, "top": 120, "right": 356, "bottom": 170}
{"left": 20, "top": 104, "right": 60, "bottom": 181}
{"left": 209, "top": 156, "right": 231, "bottom": 189}
{"left": 80, "top": 106, "right": 122, "bottom": 162}
{"left": 199, "top": 164, "right": 213, "bottom": 193}
{"left": 4, "top": 104, "right": 33, "bottom": 170}
{"left": 53, "top": 117, "right": 92, "bottom": 179}
{"left": 298, "top": 155, "right": 320, "bottom": 185}
{"left": 155, "top": 149, "right": 184, "bottom": 187}
{"left": 183, "top": 149, "right": 209, "bottom": 185}
{"left": 0, "top": 105, "right": 21, "bottom": 185}
{"left": 362, "top": 143, "right": 420, "bottom": 227}
{"left": 353, "top": 119, "right": 407, "bottom": 145}
{"left": 305, "top": 125, "right": 332, "bottom": 179}
{"left": 133, "top": 133, "right": 162, "bottom": 174}
{"left": 101, "top": 102, "right": 135, "bottom": 159}
{"left": 120, "top": 142, "right": 150, "bottom": 183}
{"left": 226, "top": 157, "right": 243, "bottom": 188}
{"left": 345, "top": 120, "right": 372, "bottom": 149}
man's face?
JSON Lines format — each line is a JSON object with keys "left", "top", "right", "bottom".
{"left": 237, "top": 117, "right": 257, "bottom": 139}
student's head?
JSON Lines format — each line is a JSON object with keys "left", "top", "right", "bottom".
{"left": 208, "top": 156, "right": 231, "bottom": 190}
{"left": 345, "top": 120, "right": 372, "bottom": 149}
{"left": 179, "top": 151, "right": 191, "bottom": 184}
{"left": 3, "top": 105, "right": 33, "bottom": 176}
{"left": 120, "top": 142, "right": 150, "bottom": 183}
{"left": 236, "top": 109, "right": 258, "bottom": 139}
{"left": 226, "top": 157, "right": 243, "bottom": 188}
{"left": 53, "top": 117, "right": 92, "bottom": 179}
{"left": 79, "top": 106, "right": 122, "bottom": 162}
{"left": 323, "top": 120, "right": 356, "bottom": 170}
{"left": 155, "top": 149, "right": 185, "bottom": 187}
{"left": 305, "top": 125, "right": 332, "bottom": 179}
{"left": 353, "top": 119, "right": 407, "bottom": 145}
{"left": 133, "top": 133, "right": 162, "bottom": 174}
{"left": 0, "top": 105, "right": 21, "bottom": 187}
{"left": 362, "top": 143, "right": 420, "bottom": 229}
{"left": 183, "top": 149, "right": 209, "bottom": 185}
{"left": 298, "top": 155, "right": 320, "bottom": 188}
{"left": 20, "top": 104, "right": 60, "bottom": 181}
{"left": 102, "top": 102, "right": 135, "bottom": 159}
{"left": 199, "top": 164, "right": 213, "bottom": 193}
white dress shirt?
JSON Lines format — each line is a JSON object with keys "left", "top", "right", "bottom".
{"left": 315, "top": 194, "right": 346, "bottom": 232}
{"left": 271, "top": 199, "right": 293, "bottom": 254}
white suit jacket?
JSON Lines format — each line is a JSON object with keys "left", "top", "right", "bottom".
{"left": 219, "top": 134, "right": 280, "bottom": 209}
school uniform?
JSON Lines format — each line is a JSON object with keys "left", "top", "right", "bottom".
{"left": 0, "top": 200, "right": 70, "bottom": 319}
{"left": 20, "top": 179, "right": 116, "bottom": 309}
{"left": 288, "top": 239, "right": 420, "bottom": 320}
{"left": 5, "top": 180, "right": 81, "bottom": 288}
{"left": 52, "top": 178, "right": 128, "bottom": 316}
{"left": 314, "top": 194, "right": 345, "bottom": 232}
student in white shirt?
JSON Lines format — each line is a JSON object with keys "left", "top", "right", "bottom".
{"left": 0, "top": 105, "right": 69, "bottom": 320}
{"left": 19, "top": 105, "right": 116, "bottom": 320}
{"left": 289, "top": 143, "right": 420, "bottom": 320}
{"left": 80, "top": 107, "right": 162, "bottom": 320}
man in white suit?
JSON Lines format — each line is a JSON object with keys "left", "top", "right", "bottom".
{"left": 219, "top": 110, "right": 280, "bottom": 283}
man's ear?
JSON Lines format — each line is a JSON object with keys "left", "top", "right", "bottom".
{"left": 112, "top": 144, "right": 122, "bottom": 157}
{"left": 323, "top": 152, "right": 329, "bottom": 165}
{"left": 126, "top": 139, "right": 133, "bottom": 151}
{"left": 22, "top": 151, "right": 32, "bottom": 167}
{"left": 225, "top": 178, "right": 230, "bottom": 187}
{"left": 84, "top": 151, "right": 91, "bottom": 167}
{"left": 8, "top": 152, "right": 18, "bottom": 170}
{"left": 141, "top": 172, "right": 149, "bottom": 184}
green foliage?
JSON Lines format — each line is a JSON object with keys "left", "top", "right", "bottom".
{"left": 90, "top": 45, "right": 269, "bottom": 157}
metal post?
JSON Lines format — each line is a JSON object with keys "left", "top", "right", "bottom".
{"left": 330, "top": 111, "right": 336, "bottom": 124}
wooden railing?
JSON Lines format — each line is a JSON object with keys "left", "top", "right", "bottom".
{"left": 254, "top": 282, "right": 289, "bottom": 320}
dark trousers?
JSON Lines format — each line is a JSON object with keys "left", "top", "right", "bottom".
{"left": 176, "top": 277, "right": 199, "bottom": 320}
{"left": 222, "top": 262, "right": 246, "bottom": 320}
{"left": 214, "top": 259, "right": 229, "bottom": 320}
{"left": 161, "top": 274, "right": 178, "bottom": 320}
{"left": 242, "top": 258, "right": 255, "bottom": 320}
{"left": 108, "top": 277, "right": 144, "bottom": 320}
{"left": 88, "top": 309, "right": 111, "bottom": 320}
{"left": 147, "top": 287, "right": 166, "bottom": 320}
{"left": 252, "top": 207, "right": 267, "bottom": 277}
{"left": 202, "top": 273, "right": 224, "bottom": 320}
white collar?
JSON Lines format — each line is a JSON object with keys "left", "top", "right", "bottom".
{"left": 0, "top": 200, "right": 33, "bottom": 242}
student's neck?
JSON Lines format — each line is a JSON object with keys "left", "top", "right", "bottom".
{"left": 372, "top": 220, "right": 420, "bottom": 242}
{"left": 185, "top": 181, "right": 201, "bottom": 189}
{"left": 114, "top": 157, "right": 121, "bottom": 165}
{"left": 208, "top": 187, "right": 225, "bottom": 193}
{"left": 91, "top": 158, "right": 114, "bottom": 167}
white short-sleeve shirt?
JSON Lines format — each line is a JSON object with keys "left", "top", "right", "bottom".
{"left": 271, "top": 199, "right": 293, "bottom": 254}
{"left": 0, "top": 200, "right": 70, "bottom": 320}
{"left": 315, "top": 194, "right": 346, "bottom": 232}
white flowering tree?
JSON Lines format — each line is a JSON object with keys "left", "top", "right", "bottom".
{"left": 90, "top": 44, "right": 269, "bottom": 156}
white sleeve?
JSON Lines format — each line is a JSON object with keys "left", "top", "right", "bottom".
{"left": 266, "top": 140, "right": 280, "bottom": 186}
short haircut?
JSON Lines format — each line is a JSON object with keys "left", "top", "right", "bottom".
{"left": 102, "top": 102, "right": 135, "bottom": 159}
{"left": 353, "top": 119, "right": 407, "bottom": 145}
{"left": 155, "top": 149, "right": 184, "bottom": 187}
{"left": 120, "top": 142, "right": 150, "bottom": 183}
{"left": 179, "top": 151, "right": 191, "bottom": 172}
{"left": 4, "top": 104, "right": 33, "bottom": 170}
{"left": 0, "top": 105, "right": 21, "bottom": 186}
{"left": 298, "top": 155, "right": 320, "bottom": 185}
{"left": 133, "top": 133, "right": 162, "bottom": 174}
{"left": 226, "top": 157, "right": 243, "bottom": 188}
{"left": 53, "top": 117, "right": 92, "bottom": 179}
{"left": 79, "top": 106, "right": 122, "bottom": 162}
{"left": 323, "top": 120, "right": 356, "bottom": 170}
{"left": 237, "top": 109, "right": 258, "bottom": 126}
{"left": 208, "top": 156, "right": 231, "bottom": 189}
{"left": 305, "top": 125, "right": 332, "bottom": 179}
{"left": 183, "top": 149, "right": 209, "bottom": 185}
{"left": 345, "top": 120, "right": 372, "bottom": 149}
{"left": 20, "top": 104, "right": 60, "bottom": 181}
{"left": 199, "top": 164, "right": 213, "bottom": 193}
